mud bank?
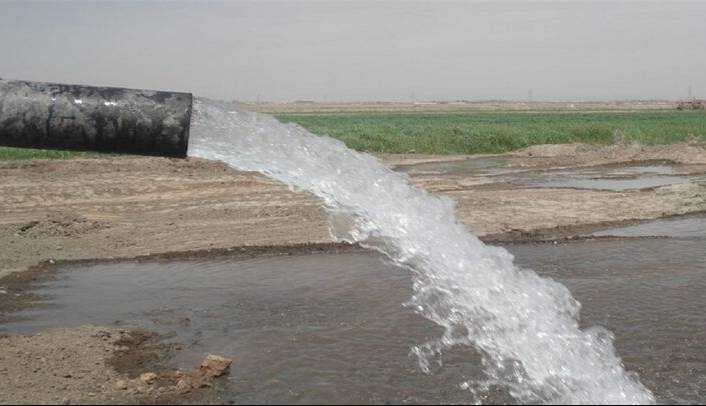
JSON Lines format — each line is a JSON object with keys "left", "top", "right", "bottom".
{"left": 0, "top": 326, "right": 226, "bottom": 405}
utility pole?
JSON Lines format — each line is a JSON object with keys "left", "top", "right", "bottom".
{"left": 528, "top": 88, "right": 533, "bottom": 103}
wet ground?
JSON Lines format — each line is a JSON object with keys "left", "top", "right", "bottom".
{"left": 516, "top": 164, "right": 705, "bottom": 191}
{"left": 399, "top": 157, "right": 706, "bottom": 192}
{"left": 2, "top": 143, "right": 705, "bottom": 279}
{"left": 1, "top": 143, "right": 705, "bottom": 404}
{"left": 3, "top": 216, "right": 704, "bottom": 404}
{"left": 396, "top": 156, "right": 516, "bottom": 176}
{"left": 590, "top": 214, "right": 706, "bottom": 239}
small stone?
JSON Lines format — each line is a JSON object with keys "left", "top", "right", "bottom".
{"left": 114, "top": 380, "right": 128, "bottom": 390}
{"left": 139, "top": 372, "right": 158, "bottom": 385}
{"left": 198, "top": 354, "right": 233, "bottom": 378}
{"left": 197, "top": 380, "right": 213, "bottom": 389}
{"left": 175, "top": 378, "right": 191, "bottom": 394}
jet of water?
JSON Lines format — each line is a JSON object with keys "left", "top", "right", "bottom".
{"left": 187, "top": 98, "right": 655, "bottom": 405}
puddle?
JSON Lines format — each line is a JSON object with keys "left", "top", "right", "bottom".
{"left": 395, "top": 156, "right": 513, "bottom": 176}
{"left": 3, "top": 229, "right": 705, "bottom": 404}
{"left": 592, "top": 215, "right": 706, "bottom": 239}
{"left": 519, "top": 164, "right": 701, "bottom": 191}
{"left": 398, "top": 159, "right": 706, "bottom": 192}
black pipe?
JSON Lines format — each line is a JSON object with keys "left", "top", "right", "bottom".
{"left": 0, "top": 79, "right": 192, "bottom": 158}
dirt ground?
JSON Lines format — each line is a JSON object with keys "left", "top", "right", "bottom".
{"left": 1, "top": 142, "right": 704, "bottom": 280}
{"left": 0, "top": 326, "right": 139, "bottom": 405}
{"left": 245, "top": 100, "right": 678, "bottom": 113}
{"left": 0, "top": 326, "right": 223, "bottom": 405}
{"left": 0, "top": 142, "right": 705, "bottom": 404}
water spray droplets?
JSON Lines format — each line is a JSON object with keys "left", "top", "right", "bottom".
{"left": 188, "top": 98, "right": 655, "bottom": 405}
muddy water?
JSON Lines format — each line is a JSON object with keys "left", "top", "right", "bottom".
{"left": 591, "top": 215, "right": 706, "bottom": 239}
{"left": 398, "top": 160, "right": 706, "bottom": 191}
{"left": 2, "top": 234, "right": 705, "bottom": 404}
{"left": 395, "top": 156, "right": 514, "bottom": 176}
{"left": 520, "top": 165, "right": 697, "bottom": 191}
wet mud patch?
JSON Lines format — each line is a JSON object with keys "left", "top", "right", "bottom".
{"left": 395, "top": 155, "right": 517, "bottom": 176}
{"left": 513, "top": 161, "right": 705, "bottom": 191}
{"left": 591, "top": 214, "right": 706, "bottom": 239}
{"left": 108, "top": 330, "right": 178, "bottom": 379}
{"left": 484, "top": 211, "right": 706, "bottom": 243}
{"left": 107, "top": 330, "right": 223, "bottom": 405}
{"left": 400, "top": 157, "right": 706, "bottom": 193}
{"left": 0, "top": 260, "right": 56, "bottom": 323}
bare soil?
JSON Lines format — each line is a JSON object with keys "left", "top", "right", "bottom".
{"left": 0, "top": 142, "right": 704, "bottom": 404}
{"left": 0, "top": 326, "right": 222, "bottom": 405}
{"left": 244, "top": 100, "right": 678, "bottom": 113}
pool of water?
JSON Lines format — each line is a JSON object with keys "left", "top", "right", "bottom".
{"left": 398, "top": 160, "right": 706, "bottom": 192}
{"left": 592, "top": 215, "right": 706, "bottom": 239}
{"left": 395, "top": 156, "right": 514, "bottom": 176}
{"left": 521, "top": 165, "right": 694, "bottom": 191}
{"left": 2, "top": 237, "right": 705, "bottom": 404}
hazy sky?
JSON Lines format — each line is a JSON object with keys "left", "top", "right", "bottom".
{"left": 1, "top": 0, "right": 704, "bottom": 102}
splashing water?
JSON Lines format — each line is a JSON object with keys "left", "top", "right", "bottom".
{"left": 187, "top": 98, "right": 655, "bottom": 405}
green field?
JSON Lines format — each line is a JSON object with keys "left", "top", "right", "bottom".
{"left": 275, "top": 110, "right": 706, "bottom": 154}
{"left": 0, "top": 147, "right": 103, "bottom": 160}
{"left": 1, "top": 110, "right": 705, "bottom": 159}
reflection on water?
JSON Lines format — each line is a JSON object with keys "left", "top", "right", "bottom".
{"left": 395, "top": 156, "right": 513, "bottom": 176}
{"left": 522, "top": 165, "right": 692, "bottom": 191}
{"left": 398, "top": 160, "right": 706, "bottom": 192}
{"left": 3, "top": 237, "right": 704, "bottom": 404}
{"left": 592, "top": 215, "right": 706, "bottom": 239}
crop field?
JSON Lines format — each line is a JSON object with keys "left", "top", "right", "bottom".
{"left": 275, "top": 110, "right": 706, "bottom": 154}
{"left": 1, "top": 110, "right": 704, "bottom": 159}
{"left": 0, "top": 146, "right": 101, "bottom": 160}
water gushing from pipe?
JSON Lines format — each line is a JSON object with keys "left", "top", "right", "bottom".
{"left": 187, "top": 98, "right": 654, "bottom": 405}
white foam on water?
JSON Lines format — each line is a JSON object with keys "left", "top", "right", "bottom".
{"left": 187, "top": 98, "right": 655, "bottom": 405}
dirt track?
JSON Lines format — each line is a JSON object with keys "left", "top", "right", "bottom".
{"left": 0, "top": 142, "right": 705, "bottom": 404}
